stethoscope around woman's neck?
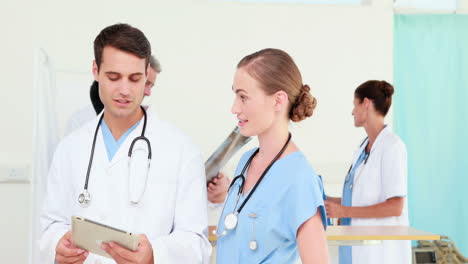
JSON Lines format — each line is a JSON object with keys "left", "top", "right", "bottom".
{"left": 347, "top": 137, "right": 370, "bottom": 174}
{"left": 77, "top": 106, "right": 152, "bottom": 207}
{"left": 218, "top": 133, "right": 292, "bottom": 238}
{"left": 344, "top": 138, "right": 370, "bottom": 189}
{"left": 345, "top": 125, "right": 387, "bottom": 187}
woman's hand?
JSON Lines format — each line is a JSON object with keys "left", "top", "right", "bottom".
{"left": 207, "top": 173, "right": 230, "bottom": 204}
{"left": 324, "top": 200, "right": 347, "bottom": 218}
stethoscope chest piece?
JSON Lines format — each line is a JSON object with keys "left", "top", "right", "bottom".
{"left": 78, "top": 190, "right": 91, "bottom": 207}
{"left": 224, "top": 212, "right": 239, "bottom": 230}
{"left": 217, "top": 133, "right": 292, "bottom": 240}
{"left": 78, "top": 106, "right": 152, "bottom": 207}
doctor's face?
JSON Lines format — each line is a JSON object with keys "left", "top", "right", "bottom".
{"left": 231, "top": 68, "right": 276, "bottom": 137}
{"left": 93, "top": 46, "right": 147, "bottom": 120}
{"left": 352, "top": 97, "right": 368, "bottom": 127}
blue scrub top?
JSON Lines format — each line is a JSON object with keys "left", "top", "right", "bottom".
{"left": 216, "top": 149, "right": 327, "bottom": 264}
{"left": 102, "top": 120, "right": 141, "bottom": 161}
{"left": 339, "top": 148, "right": 368, "bottom": 264}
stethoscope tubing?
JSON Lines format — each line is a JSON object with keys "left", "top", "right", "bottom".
{"left": 79, "top": 106, "right": 151, "bottom": 206}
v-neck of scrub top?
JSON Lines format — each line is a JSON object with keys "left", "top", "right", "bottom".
{"left": 216, "top": 150, "right": 328, "bottom": 264}
{"left": 240, "top": 150, "right": 300, "bottom": 199}
{"left": 101, "top": 120, "right": 141, "bottom": 161}
{"left": 339, "top": 147, "right": 368, "bottom": 264}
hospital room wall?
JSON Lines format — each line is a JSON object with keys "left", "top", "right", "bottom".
{"left": 0, "top": 0, "right": 34, "bottom": 263}
{"left": 0, "top": 0, "right": 393, "bottom": 262}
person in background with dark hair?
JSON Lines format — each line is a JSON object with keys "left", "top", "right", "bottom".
{"left": 40, "top": 23, "right": 210, "bottom": 264}
{"left": 325, "top": 80, "right": 410, "bottom": 264}
{"left": 215, "top": 48, "right": 328, "bottom": 263}
{"left": 64, "top": 55, "right": 161, "bottom": 136}
{"left": 90, "top": 80, "right": 104, "bottom": 114}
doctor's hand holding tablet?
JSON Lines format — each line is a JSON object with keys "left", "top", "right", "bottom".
{"left": 55, "top": 230, "right": 153, "bottom": 264}
{"left": 55, "top": 231, "right": 88, "bottom": 264}
{"left": 100, "top": 235, "right": 153, "bottom": 264}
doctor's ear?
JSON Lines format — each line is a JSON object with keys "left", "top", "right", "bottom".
{"left": 92, "top": 61, "right": 99, "bottom": 81}
{"left": 273, "top": 91, "right": 289, "bottom": 111}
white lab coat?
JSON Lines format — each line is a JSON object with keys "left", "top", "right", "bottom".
{"left": 40, "top": 108, "right": 211, "bottom": 264}
{"left": 349, "top": 126, "right": 411, "bottom": 264}
{"left": 63, "top": 105, "right": 97, "bottom": 137}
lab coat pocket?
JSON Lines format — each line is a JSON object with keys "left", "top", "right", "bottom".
{"left": 354, "top": 166, "right": 381, "bottom": 206}
{"left": 129, "top": 182, "right": 175, "bottom": 236}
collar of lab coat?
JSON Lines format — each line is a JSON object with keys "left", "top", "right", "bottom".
{"left": 87, "top": 105, "right": 156, "bottom": 132}
{"left": 86, "top": 105, "right": 157, "bottom": 168}
{"left": 353, "top": 124, "right": 392, "bottom": 164}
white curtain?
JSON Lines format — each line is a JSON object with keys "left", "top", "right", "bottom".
{"left": 30, "top": 48, "right": 59, "bottom": 264}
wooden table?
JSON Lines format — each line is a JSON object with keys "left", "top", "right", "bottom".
{"left": 208, "top": 225, "right": 440, "bottom": 246}
{"left": 326, "top": 225, "right": 440, "bottom": 245}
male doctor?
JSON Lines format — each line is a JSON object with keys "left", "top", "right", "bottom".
{"left": 40, "top": 23, "right": 211, "bottom": 264}
{"left": 64, "top": 55, "right": 161, "bottom": 136}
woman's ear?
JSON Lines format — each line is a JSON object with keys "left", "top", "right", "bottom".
{"left": 274, "top": 90, "right": 289, "bottom": 112}
{"left": 363, "top": 97, "right": 371, "bottom": 110}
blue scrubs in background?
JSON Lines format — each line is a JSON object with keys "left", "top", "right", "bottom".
{"left": 339, "top": 149, "right": 368, "bottom": 264}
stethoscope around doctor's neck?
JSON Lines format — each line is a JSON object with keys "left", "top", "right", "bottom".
{"left": 78, "top": 106, "right": 152, "bottom": 207}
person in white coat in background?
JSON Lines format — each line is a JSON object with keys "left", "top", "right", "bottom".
{"left": 40, "top": 23, "right": 211, "bottom": 264}
{"left": 325, "top": 80, "right": 411, "bottom": 264}
{"left": 64, "top": 55, "right": 161, "bottom": 136}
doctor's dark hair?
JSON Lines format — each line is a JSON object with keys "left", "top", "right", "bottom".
{"left": 93, "top": 23, "right": 151, "bottom": 71}
{"left": 237, "top": 48, "right": 317, "bottom": 122}
{"left": 354, "top": 80, "right": 394, "bottom": 116}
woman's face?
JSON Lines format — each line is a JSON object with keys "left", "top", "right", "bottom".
{"left": 352, "top": 97, "right": 367, "bottom": 127}
{"left": 231, "top": 68, "right": 276, "bottom": 137}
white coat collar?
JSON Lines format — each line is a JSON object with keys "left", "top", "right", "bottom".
{"left": 85, "top": 105, "right": 157, "bottom": 167}
{"left": 86, "top": 105, "right": 156, "bottom": 133}
{"left": 369, "top": 124, "right": 392, "bottom": 153}
{"left": 353, "top": 125, "right": 392, "bottom": 163}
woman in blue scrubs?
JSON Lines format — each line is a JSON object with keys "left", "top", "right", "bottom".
{"left": 216, "top": 48, "right": 329, "bottom": 263}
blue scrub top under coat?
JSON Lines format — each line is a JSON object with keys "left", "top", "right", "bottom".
{"left": 339, "top": 148, "right": 368, "bottom": 264}
{"left": 216, "top": 149, "right": 327, "bottom": 264}
{"left": 101, "top": 120, "right": 141, "bottom": 161}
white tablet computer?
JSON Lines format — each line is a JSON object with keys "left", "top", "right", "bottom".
{"left": 71, "top": 216, "right": 140, "bottom": 258}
